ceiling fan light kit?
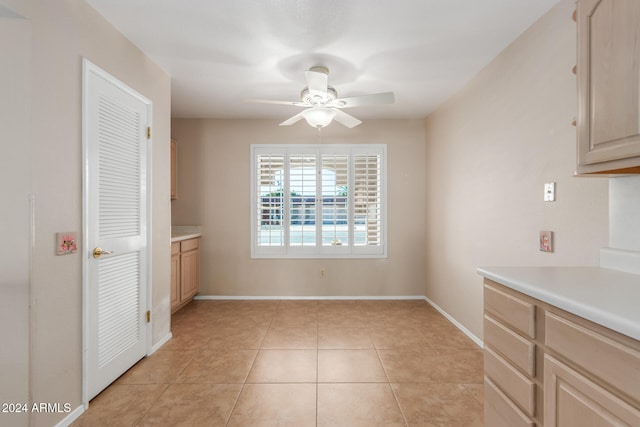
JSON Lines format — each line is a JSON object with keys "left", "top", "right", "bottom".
{"left": 248, "top": 66, "right": 395, "bottom": 129}
{"left": 303, "top": 107, "right": 336, "bottom": 128}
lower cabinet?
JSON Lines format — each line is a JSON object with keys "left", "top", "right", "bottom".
{"left": 483, "top": 279, "right": 640, "bottom": 426}
{"left": 171, "top": 237, "right": 200, "bottom": 313}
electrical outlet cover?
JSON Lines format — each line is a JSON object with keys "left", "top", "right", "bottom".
{"left": 56, "top": 232, "right": 78, "bottom": 255}
{"left": 540, "top": 230, "right": 553, "bottom": 253}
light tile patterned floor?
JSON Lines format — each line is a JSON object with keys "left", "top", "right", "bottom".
{"left": 72, "top": 299, "right": 484, "bottom": 426}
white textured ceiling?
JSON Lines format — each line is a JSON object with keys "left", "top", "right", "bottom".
{"left": 86, "top": 0, "right": 559, "bottom": 120}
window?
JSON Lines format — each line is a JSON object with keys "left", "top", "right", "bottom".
{"left": 251, "top": 144, "right": 387, "bottom": 258}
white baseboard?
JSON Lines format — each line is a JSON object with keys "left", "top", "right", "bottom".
{"left": 150, "top": 332, "right": 172, "bottom": 354}
{"left": 54, "top": 404, "right": 85, "bottom": 427}
{"left": 423, "top": 296, "right": 484, "bottom": 349}
{"left": 194, "top": 295, "right": 426, "bottom": 301}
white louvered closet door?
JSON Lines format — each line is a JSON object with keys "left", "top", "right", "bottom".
{"left": 83, "top": 59, "right": 150, "bottom": 401}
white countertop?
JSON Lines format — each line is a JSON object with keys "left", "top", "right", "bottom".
{"left": 171, "top": 225, "right": 201, "bottom": 243}
{"left": 171, "top": 232, "right": 201, "bottom": 243}
{"left": 477, "top": 266, "right": 640, "bottom": 341}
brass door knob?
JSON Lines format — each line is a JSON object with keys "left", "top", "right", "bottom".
{"left": 93, "top": 247, "right": 114, "bottom": 259}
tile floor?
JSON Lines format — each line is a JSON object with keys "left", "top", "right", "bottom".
{"left": 72, "top": 299, "right": 484, "bottom": 426}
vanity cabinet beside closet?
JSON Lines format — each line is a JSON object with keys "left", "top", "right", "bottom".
{"left": 576, "top": 0, "right": 640, "bottom": 174}
{"left": 170, "top": 237, "right": 200, "bottom": 313}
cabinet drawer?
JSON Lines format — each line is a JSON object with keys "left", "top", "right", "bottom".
{"left": 484, "top": 282, "right": 536, "bottom": 339}
{"left": 171, "top": 242, "right": 180, "bottom": 255}
{"left": 180, "top": 237, "right": 199, "bottom": 252}
{"left": 485, "top": 315, "right": 536, "bottom": 377}
{"left": 485, "top": 376, "right": 535, "bottom": 427}
{"left": 545, "top": 311, "right": 640, "bottom": 403}
{"left": 485, "top": 346, "right": 536, "bottom": 417}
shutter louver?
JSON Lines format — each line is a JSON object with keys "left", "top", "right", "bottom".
{"left": 97, "top": 252, "right": 141, "bottom": 368}
{"left": 354, "top": 154, "right": 381, "bottom": 246}
{"left": 289, "top": 154, "right": 317, "bottom": 247}
{"left": 256, "top": 153, "right": 285, "bottom": 247}
{"left": 322, "top": 154, "right": 349, "bottom": 246}
{"left": 98, "top": 95, "right": 141, "bottom": 239}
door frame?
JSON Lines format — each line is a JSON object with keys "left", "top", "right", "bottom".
{"left": 81, "top": 58, "right": 153, "bottom": 406}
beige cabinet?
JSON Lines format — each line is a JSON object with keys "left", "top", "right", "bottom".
{"left": 483, "top": 280, "right": 640, "bottom": 426}
{"left": 484, "top": 282, "right": 541, "bottom": 426}
{"left": 170, "top": 139, "right": 177, "bottom": 199}
{"left": 544, "top": 311, "right": 640, "bottom": 426}
{"left": 170, "top": 237, "right": 199, "bottom": 313}
{"left": 576, "top": 0, "right": 640, "bottom": 174}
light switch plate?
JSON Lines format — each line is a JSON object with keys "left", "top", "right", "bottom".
{"left": 540, "top": 230, "right": 553, "bottom": 252}
{"left": 544, "top": 182, "right": 555, "bottom": 202}
{"left": 56, "top": 232, "right": 78, "bottom": 255}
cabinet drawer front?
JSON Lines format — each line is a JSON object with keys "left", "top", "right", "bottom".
{"left": 484, "top": 282, "right": 536, "bottom": 339}
{"left": 485, "top": 377, "right": 535, "bottom": 427}
{"left": 545, "top": 311, "right": 640, "bottom": 403}
{"left": 180, "top": 237, "right": 199, "bottom": 252}
{"left": 485, "top": 347, "right": 536, "bottom": 417}
{"left": 544, "top": 354, "right": 640, "bottom": 427}
{"left": 171, "top": 242, "right": 180, "bottom": 255}
{"left": 485, "top": 315, "right": 536, "bottom": 377}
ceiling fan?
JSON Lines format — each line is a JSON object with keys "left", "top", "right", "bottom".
{"left": 247, "top": 66, "right": 395, "bottom": 129}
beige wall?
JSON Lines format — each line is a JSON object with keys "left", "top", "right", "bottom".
{"left": 171, "top": 119, "right": 427, "bottom": 297}
{"left": 0, "top": 11, "right": 31, "bottom": 427}
{"left": 0, "top": 1, "right": 172, "bottom": 425}
{"left": 423, "top": 0, "right": 609, "bottom": 340}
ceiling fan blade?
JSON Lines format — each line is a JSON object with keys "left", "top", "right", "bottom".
{"left": 330, "top": 91, "right": 395, "bottom": 108}
{"left": 278, "top": 110, "right": 307, "bottom": 126}
{"left": 305, "top": 68, "right": 328, "bottom": 97}
{"left": 245, "top": 98, "right": 309, "bottom": 107}
{"left": 332, "top": 109, "right": 362, "bottom": 128}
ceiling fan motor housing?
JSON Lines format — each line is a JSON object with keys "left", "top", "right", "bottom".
{"left": 301, "top": 86, "right": 337, "bottom": 106}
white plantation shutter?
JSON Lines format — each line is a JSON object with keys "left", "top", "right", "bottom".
{"left": 321, "top": 154, "right": 349, "bottom": 247}
{"left": 354, "top": 153, "right": 382, "bottom": 247}
{"left": 289, "top": 153, "right": 317, "bottom": 248}
{"left": 251, "top": 144, "right": 386, "bottom": 258}
{"left": 254, "top": 151, "right": 285, "bottom": 249}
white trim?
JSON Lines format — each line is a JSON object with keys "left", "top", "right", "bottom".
{"left": 424, "top": 296, "right": 484, "bottom": 349}
{"left": 194, "top": 295, "right": 425, "bottom": 301}
{"left": 151, "top": 332, "right": 173, "bottom": 354}
{"left": 53, "top": 404, "right": 85, "bottom": 427}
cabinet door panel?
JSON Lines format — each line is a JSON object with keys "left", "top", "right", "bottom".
{"left": 577, "top": 0, "right": 640, "bottom": 170}
{"left": 180, "top": 249, "right": 199, "bottom": 301}
{"left": 545, "top": 311, "right": 640, "bottom": 402}
{"left": 170, "top": 253, "right": 180, "bottom": 311}
{"left": 544, "top": 355, "right": 640, "bottom": 426}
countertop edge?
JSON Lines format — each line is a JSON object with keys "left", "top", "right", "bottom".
{"left": 477, "top": 266, "right": 640, "bottom": 342}
{"left": 171, "top": 233, "right": 201, "bottom": 243}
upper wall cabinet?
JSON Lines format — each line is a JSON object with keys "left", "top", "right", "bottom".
{"left": 576, "top": 0, "right": 640, "bottom": 174}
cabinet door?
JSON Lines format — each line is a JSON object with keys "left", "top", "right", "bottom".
{"left": 180, "top": 248, "right": 199, "bottom": 301}
{"left": 577, "top": 0, "right": 640, "bottom": 173}
{"left": 170, "top": 252, "right": 180, "bottom": 311}
{"left": 544, "top": 354, "right": 640, "bottom": 426}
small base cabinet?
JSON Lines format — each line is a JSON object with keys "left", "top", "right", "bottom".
{"left": 483, "top": 279, "right": 640, "bottom": 426}
{"left": 171, "top": 237, "right": 200, "bottom": 313}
